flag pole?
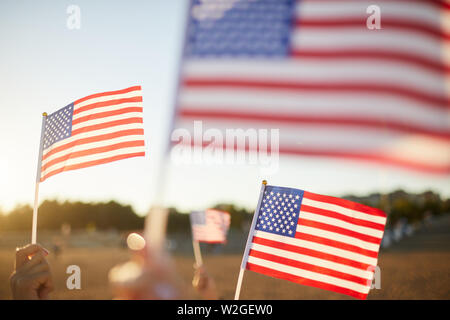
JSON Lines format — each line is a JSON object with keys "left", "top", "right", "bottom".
{"left": 143, "top": 0, "right": 192, "bottom": 253}
{"left": 234, "top": 180, "right": 267, "bottom": 300}
{"left": 31, "top": 112, "right": 47, "bottom": 244}
{"left": 192, "top": 240, "right": 203, "bottom": 267}
{"left": 190, "top": 212, "right": 203, "bottom": 266}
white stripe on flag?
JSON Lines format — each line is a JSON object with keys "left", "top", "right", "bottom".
{"left": 42, "top": 123, "right": 144, "bottom": 157}
{"left": 247, "top": 255, "right": 371, "bottom": 294}
{"left": 291, "top": 29, "right": 443, "bottom": 61}
{"left": 254, "top": 231, "right": 378, "bottom": 266}
{"left": 301, "top": 198, "right": 387, "bottom": 225}
{"left": 297, "top": 0, "right": 441, "bottom": 26}
{"left": 296, "top": 225, "right": 381, "bottom": 252}
{"left": 183, "top": 60, "right": 444, "bottom": 94}
{"left": 41, "top": 135, "right": 144, "bottom": 167}
{"left": 72, "top": 101, "right": 143, "bottom": 121}
{"left": 71, "top": 112, "right": 143, "bottom": 131}
{"left": 249, "top": 242, "right": 374, "bottom": 280}
{"left": 41, "top": 146, "right": 145, "bottom": 177}
{"left": 74, "top": 89, "right": 142, "bottom": 109}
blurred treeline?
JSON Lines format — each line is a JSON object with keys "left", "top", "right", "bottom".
{"left": 0, "top": 200, "right": 253, "bottom": 233}
{"left": 345, "top": 190, "right": 449, "bottom": 226}
{"left": 0, "top": 190, "right": 448, "bottom": 232}
{"left": 0, "top": 200, "right": 143, "bottom": 232}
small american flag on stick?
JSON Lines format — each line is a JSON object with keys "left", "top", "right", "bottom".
{"left": 31, "top": 86, "right": 145, "bottom": 244}
{"left": 190, "top": 209, "right": 231, "bottom": 243}
{"left": 235, "top": 181, "right": 387, "bottom": 300}
{"left": 39, "top": 86, "right": 145, "bottom": 181}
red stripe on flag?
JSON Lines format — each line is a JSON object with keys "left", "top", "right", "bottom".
{"left": 290, "top": 49, "right": 449, "bottom": 74}
{"left": 71, "top": 118, "right": 143, "bottom": 136}
{"left": 246, "top": 262, "right": 367, "bottom": 300}
{"left": 183, "top": 78, "right": 449, "bottom": 109}
{"left": 41, "top": 140, "right": 145, "bottom": 172}
{"left": 298, "top": 218, "right": 382, "bottom": 245}
{"left": 72, "top": 107, "right": 143, "bottom": 125}
{"left": 178, "top": 138, "right": 450, "bottom": 175}
{"left": 299, "top": 0, "right": 448, "bottom": 8}
{"left": 249, "top": 249, "right": 370, "bottom": 286}
{"left": 295, "top": 18, "right": 450, "bottom": 40}
{"left": 74, "top": 86, "right": 142, "bottom": 105}
{"left": 294, "top": 232, "right": 379, "bottom": 258}
{"left": 252, "top": 236, "right": 372, "bottom": 270}
{"left": 280, "top": 147, "right": 450, "bottom": 175}
{"left": 179, "top": 109, "right": 450, "bottom": 139}
{"left": 303, "top": 191, "right": 386, "bottom": 217}
{"left": 73, "top": 97, "right": 143, "bottom": 115}
{"left": 299, "top": 205, "right": 386, "bottom": 231}
{"left": 42, "top": 129, "right": 145, "bottom": 161}
{"left": 40, "top": 152, "right": 145, "bottom": 182}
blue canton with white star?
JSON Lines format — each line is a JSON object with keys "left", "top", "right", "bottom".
{"left": 43, "top": 103, "right": 74, "bottom": 150}
{"left": 255, "top": 185, "right": 304, "bottom": 237}
{"left": 190, "top": 211, "right": 206, "bottom": 225}
{"left": 185, "top": 0, "right": 296, "bottom": 58}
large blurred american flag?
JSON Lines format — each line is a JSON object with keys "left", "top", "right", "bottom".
{"left": 174, "top": 0, "right": 450, "bottom": 174}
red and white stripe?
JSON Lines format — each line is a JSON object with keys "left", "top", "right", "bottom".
{"left": 192, "top": 209, "right": 231, "bottom": 243}
{"left": 246, "top": 191, "right": 387, "bottom": 300}
{"left": 40, "top": 86, "right": 145, "bottom": 181}
{"left": 176, "top": 0, "right": 450, "bottom": 174}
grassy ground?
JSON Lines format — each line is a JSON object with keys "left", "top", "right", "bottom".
{"left": 1, "top": 216, "right": 449, "bottom": 300}
{"left": 0, "top": 248, "right": 449, "bottom": 300}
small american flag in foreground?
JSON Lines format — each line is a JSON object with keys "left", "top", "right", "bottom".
{"left": 190, "top": 209, "right": 231, "bottom": 243}
{"left": 243, "top": 185, "right": 387, "bottom": 299}
{"left": 39, "top": 86, "right": 145, "bottom": 181}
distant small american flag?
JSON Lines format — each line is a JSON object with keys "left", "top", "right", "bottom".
{"left": 40, "top": 86, "right": 145, "bottom": 181}
{"left": 190, "top": 209, "right": 231, "bottom": 243}
{"left": 243, "top": 185, "right": 387, "bottom": 299}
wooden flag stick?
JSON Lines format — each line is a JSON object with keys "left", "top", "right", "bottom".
{"left": 31, "top": 112, "right": 47, "bottom": 244}
{"left": 234, "top": 180, "right": 267, "bottom": 300}
{"left": 192, "top": 240, "right": 203, "bottom": 267}
{"left": 31, "top": 182, "right": 40, "bottom": 244}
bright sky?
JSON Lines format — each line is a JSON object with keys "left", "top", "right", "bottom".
{"left": 0, "top": 0, "right": 448, "bottom": 216}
